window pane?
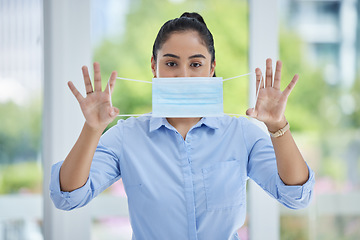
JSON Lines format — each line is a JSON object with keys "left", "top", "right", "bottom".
{"left": 0, "top": 0, "right": 43, "bottom": 239}
{"left": 279, "top": 0, "right": 360, "bottom": 239}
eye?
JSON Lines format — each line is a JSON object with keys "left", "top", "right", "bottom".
{"left": 166, "top": 62, "right": 177, "bottom": 67}
{"left": 191, "top": 62, "right": 202, "bottom": 68}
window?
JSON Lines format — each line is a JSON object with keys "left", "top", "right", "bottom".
{"left": 0, "top": 0, "right": 43, "bottom": 239}
{"left": 279, "top": 0, "right": 360, "bottom": 239}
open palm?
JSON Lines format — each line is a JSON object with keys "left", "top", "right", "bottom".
{"left": 246, "top": 59, "right": 298, "bottom": 131}
{"left": 68, "top": 62, "right": 119, "bottom": 131}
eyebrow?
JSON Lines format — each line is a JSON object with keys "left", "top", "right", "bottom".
{"left": 162, "top": 53, "right": 207, "bottom": 59}
{"left": 189, "top": 54, "right": 206, "bottom": 59}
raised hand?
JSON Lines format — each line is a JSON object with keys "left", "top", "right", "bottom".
{"left": 68, "top": 62, "right": 119, "bottom": 131}
{"left": 246, "top": 58, "right": 298, "bottom": 132}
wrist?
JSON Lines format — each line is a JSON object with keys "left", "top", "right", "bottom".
{"left": 84, "top": 122, "right": 106, "bottom": 135}
{"left": 268, "top": 121, "right": 290, "bottom": 138}
{"left": 265, "top": 117, "right": 287, "bottom": 133}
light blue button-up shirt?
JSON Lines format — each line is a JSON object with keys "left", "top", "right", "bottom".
{"left": 50, "top": 115, "right": 315, "bottom": 240}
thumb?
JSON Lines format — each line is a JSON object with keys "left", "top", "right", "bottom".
{"left": 110, "top": 107, "right": 119, "bottom": 117}
{"left": 246, "top": 108, "right": 257, "bottom": 118}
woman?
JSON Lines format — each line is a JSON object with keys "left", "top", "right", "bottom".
{"left": 50, "top": 12, "right": 315, "bottom": 239}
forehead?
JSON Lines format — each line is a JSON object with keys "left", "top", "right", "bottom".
{"left": 158, "top": 31, "right": 210, "bottom": 57}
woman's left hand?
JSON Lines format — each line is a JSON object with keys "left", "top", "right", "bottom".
{"left": 246, "top": 58, "right": 298, "bottom": 132}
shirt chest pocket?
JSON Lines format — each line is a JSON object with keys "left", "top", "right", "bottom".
{"left": 202, "top": 160, "right": 246, "bottom": 211}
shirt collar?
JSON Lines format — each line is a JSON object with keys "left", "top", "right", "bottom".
{"left": 149, "top": 117, "right": 168, "bottom": 132}
{"left": 149, "top": 116, "right": 220, "bottom": 133}
{"left": 200, "top": 117, "right": 220, "bottom": 130}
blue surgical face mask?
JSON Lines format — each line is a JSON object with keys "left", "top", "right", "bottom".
{"left": 152, "top": 77, "right": 223, "bottom": 118}
{"left": 114, "top": 73, "right": 252, "bottom": 118}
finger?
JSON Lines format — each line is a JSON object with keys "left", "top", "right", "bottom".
{"left": 265, "top": 58, "right": 273, "bottom": 87}
{"left": 68, "top": 81, "right": 84, "bottom": 103}
{"left": 93, "top": 62, "right": 102, "bottom": 92}
{"left": 82, "top": 66, "right": 93, "bottom": 94}
{"left": 283, "top": 74, "right": 299, "bottom": 98}
{"left": 273, "top": 60, "right": 282, "bottom": 90}
{"left": 105, "top": 71, "right": 118, "bottom": 95}
{"left": 255, "top": 68, "right": 262, "bottom": 94}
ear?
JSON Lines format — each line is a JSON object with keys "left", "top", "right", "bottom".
{"left": 210, "top": 59, "right": 216, "bottom": 77}
{"left": 151, "top": 55, "right": 157, "bottom": 78}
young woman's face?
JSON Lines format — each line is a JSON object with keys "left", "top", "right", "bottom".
{"left": 151, "top": 31, "right": 215, "bottom": 78}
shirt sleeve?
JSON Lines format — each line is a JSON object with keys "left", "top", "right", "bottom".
{"left": 241, "top": 118, "right": 315, "bottom": 209}
{"left": 49, "top": 121, "right": 124, "bottom": 211}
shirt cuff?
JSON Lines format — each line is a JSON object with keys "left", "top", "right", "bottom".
{"left": 49, "top": 161, "right": 91, "bottom": 210}
{"left": 276, "top": 162, "right": 315, "bottom": 209}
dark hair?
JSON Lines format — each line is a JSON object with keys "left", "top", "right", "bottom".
{"left": 152, "top": 12, "right": 215, "bottom": 65}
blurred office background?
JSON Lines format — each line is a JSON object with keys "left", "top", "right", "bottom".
{"left": 0, "top": 0, "right": 359, "bottom": 239}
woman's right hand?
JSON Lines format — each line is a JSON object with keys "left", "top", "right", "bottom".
{"left": 68, "top": 62, "right": 119, "bottom": 131}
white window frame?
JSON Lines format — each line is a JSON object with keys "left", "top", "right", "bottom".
{"left": 42, "top": 0, "right": 91, "bottom": 239}
{"left": 248, "top": 0, "right": 280, "bottom": 239}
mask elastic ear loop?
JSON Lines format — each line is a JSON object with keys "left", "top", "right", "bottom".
{"left": 223, "top": 72, "right": 254, "bottom": 117}
{"left": 116, "top": 77, "right": 152, "bottom": 84}
{"left": 107, "top": 77, "right": 113, "bottom": 108}
{"left": 224, "top": 113, "right": 251, "bottom": 117}
{"left": 113, "top": 77, "right": 153, "bottom": 117}
{"left": 254, "top": 75, "right": 264, "bottom": 107}
{"left": 222, "top": 72, "right": 253, "bottom": 81}
{"left": 117, "top": 113, "right": 152, "bottom": 117}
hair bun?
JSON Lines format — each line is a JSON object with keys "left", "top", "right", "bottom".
{"left": 180, "top": 12, "right": 207, "bottom": 26}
